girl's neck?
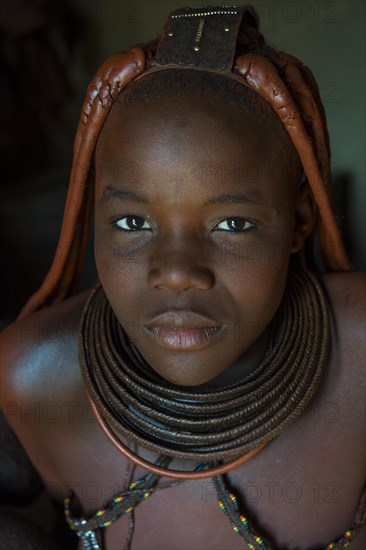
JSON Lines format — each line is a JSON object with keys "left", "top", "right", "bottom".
{"left": 196, "top": 327, "right": 270, "bottom": 389}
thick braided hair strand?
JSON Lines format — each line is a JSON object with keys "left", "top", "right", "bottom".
{"left": 18, "top": 5, "right": 351, "bottom": 319}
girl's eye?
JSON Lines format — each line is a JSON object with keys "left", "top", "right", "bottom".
{"left": 214, "top": 217, "right": 255, "bottom": 232}
{"left": 114, "top": 216, "right": 152, "bottom": 232}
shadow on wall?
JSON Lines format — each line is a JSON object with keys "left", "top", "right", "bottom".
{"left": 0, "top": 0, "right": 95, "bottom": 325}
{"left": 0, "top": 169, "right": 97, "bottom": 327}
{"left": 332, "top": 171, "right": 353, "bottom": 264}
{"left": 0, "top": 0, "right": 83, "bottom": 182}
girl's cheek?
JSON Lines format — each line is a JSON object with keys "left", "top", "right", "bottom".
{"left": 94, "top": 236, "right": 148, "bottom": 281}
{"left": 209, "top": 233, "right": 293, "bottom": 276}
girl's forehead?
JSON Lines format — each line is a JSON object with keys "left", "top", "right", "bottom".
{"left": 100, "top": 69, "right": 267, "bottom": 136}
{"left": 95, "top": 95, "right": 299, "bottom": 208}
{"left": 96, "top": 92, "right": 298, "bottom": 182}
{"left": 96, "top": 69, "right": 302, "bottom": 187}
{"left": 99, "top": 92, "right": 272, "bottom": 153}
{"left": 97, "top": 68, "right": 296, "bottom": 161}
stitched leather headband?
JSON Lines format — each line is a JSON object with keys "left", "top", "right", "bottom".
{"left": 155, "top": 6, "right": 247, "bottom": 71}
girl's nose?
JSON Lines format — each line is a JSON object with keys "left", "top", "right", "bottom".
{"left": 147, "top": 236, "right": 215, "bottom": 291}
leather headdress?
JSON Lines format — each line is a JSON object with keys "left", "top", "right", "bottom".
{"left": 19, "top": 5, "right": 351, "bottom": 319}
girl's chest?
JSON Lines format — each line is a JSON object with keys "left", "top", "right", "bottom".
{"left": 92, "top": 464, "right": 366, "bottom": 550}
{"left": 42, "top": 337, "right": 366, "bottom": 550}
{"left": 44, "top": 395, "right": 365, "bottom": 550}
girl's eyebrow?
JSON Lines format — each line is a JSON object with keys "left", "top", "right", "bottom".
{"left": 100, "top": 186, "right": 149, "bottom": 205}
{"left": 100, "top": 186, "right": 273, "bottom": 210}
{"left": 204, "top": 191, "right": 266, "bottom": 207}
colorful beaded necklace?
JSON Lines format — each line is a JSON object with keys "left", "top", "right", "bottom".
{"left": 64, "top": 464, "right": 366, "bottom": 550}
{"left": 213, "top": 474, "right": 366, "bottom": 550}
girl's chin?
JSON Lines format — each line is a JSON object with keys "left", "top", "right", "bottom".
{"left": 153, "top": 369, "right": 225, "bottom": 388}
{"left": 147, "top": 358, "right": 242, "bottom": 388}
{"left": 145, "top": 360, "right": 229, "bottom": 388}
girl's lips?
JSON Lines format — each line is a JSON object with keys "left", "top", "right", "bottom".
{"left": 143, "top": 326, "right": 224, "bottom": 351}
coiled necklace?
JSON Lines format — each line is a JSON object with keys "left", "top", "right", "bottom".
{"left": 79, "top": 264, "right": 329, "bottom": 479}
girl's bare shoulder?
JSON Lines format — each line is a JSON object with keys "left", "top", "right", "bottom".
{"left": 0, "top": 290, "right": 93, "bottom": 480}
{"left": 320, "top": 270, "right": 365, "bottom": 341}
{"left": 0, "top": 289, "right": 92, "bottom": 406}
{"left": 319, "top": 270, "right": 365, "bottom": 401}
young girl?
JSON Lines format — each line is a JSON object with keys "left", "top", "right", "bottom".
{"left": 1, "top": 5, "right": 365, "bottom": 549}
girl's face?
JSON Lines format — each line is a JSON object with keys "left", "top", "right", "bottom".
{"left": 94, "top": 91, "right": 306, "bottom": 387}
